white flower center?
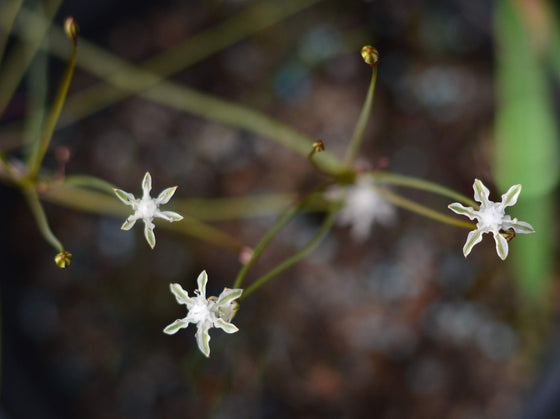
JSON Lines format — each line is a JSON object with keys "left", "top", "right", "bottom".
{"left": 189, "top": 300, "right": 211, "bottom": 324}
{"left": 137, "top": 198, "right": 157, "bottom": 219}
{"left": 476, "top": 203, "right": 504, "bottom": 230}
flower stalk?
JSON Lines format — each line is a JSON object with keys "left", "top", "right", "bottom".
{"left": 26, "top": 17, "right": 78, "bottom": 180}
{"left": 344, "top": 46, "right": 379, "bottom": 166}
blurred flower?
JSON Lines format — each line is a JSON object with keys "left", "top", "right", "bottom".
{"left": 327, "top": 173, "right": 396, "bottom": 242}
{"left": 113, "top": 172, "right": 183, "bottom": 249}
{"left": 163, "top": 270, "right": 243, "bottom": 358}
{"left": 448, "top": 179, "right": 534, "bottom": 260}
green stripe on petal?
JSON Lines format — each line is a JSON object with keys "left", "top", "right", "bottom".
{"left": 511, "top": 220, "right": 535, "bottom": 234}
{"left": 501, "top": 184, "right": 521, "bottom": 208}
{"left": 121, "top": 217, "right": 137, "bottom": 230}
{"left": 448, "top": 203, "right": 478, "bottom": 220}
{"left": 196, "top": 327, "right": 211, "bottom": 357}
{"left": 156, "top": 186, "right": 178, "bottom": 205}
{"left": 142, "top": 172, "right": 152, "bottom": 196}
{"left": 473, "top": 179, "right": 490, "bottom": 206}
{"left": 215, "top": 318, "right": 239, "bottom": 334}
{"left": 156, "top": 211, "right": 183, "bottom": 222}
{"left": 170, "top": 283, "right": 193, "bottom": 305}
{"left": 216, "top": 288, "right": 243, "bottom": 306}
{"left": 494, "top": 232, "right": 509, "bottom": 260}
{"left": 163, "top": 319, "right": 189, "bottom": 335}
{"left": 463, "top": 228, "right": 484, "bottom": 257}
{"left": 144, "top": 222, "right": 156, "bottom": 249}
{"left": 114, "top": 188, "right": 136, "bottom": 205}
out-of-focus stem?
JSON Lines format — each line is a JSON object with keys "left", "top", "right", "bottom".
{"left": 233, "top": 205, "right": 300, "bottom": 289}
{"left": 0, "top": 0, "right": 62, "bottom": 115}
{"left": 373, "top": 171, "right": 478, "bottom": 208}
{"left": 0, "top": 0, "right": 24, "bottom": 64}
{"left": 26, "top": 18, "right": 77, "bottom": 179}
{"left": 41, "top": 183, "right": 245, "bottom": 251}
{"left": 375, "top": 187, "right": 475, "bottom": 229}
{"left": 64, "top": 0, "right": 323, "bottom": 122}
{"left": 12, "top": 9, "right": 343, "bottom": 175}
{"left": 241, "top": 204, "right": 338, "bottom": 299}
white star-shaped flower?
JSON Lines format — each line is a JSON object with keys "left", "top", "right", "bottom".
{"left": 163, "top": 270, "right": 243, "bottom": 357}
{"left": 448, "top": 179, "right": 535, "bottom": 260}
{"left": 327, "top": 173, "right": 396, "bottom": 242}
{"left": 113, "top": 172, "right": 183, "bottom": 249}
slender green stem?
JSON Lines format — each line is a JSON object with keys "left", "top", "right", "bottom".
{"left": 373, "top": 171, "right": 478, "bottom": 208}
{"left": 23, "top": 187, "right": 64, "bottom": 251}
{"left": 63, "top": 175, "right": 116, "bottom": 194}
{"left": 26, "top": 28, "right": 77, "bottom": 179}
{"left": 241, "top": 204, "right": 338, "bottom": 299}
{"left": 375, "top": 187, "right": 475, "bottom": 229}
{"left": 344, "top": 65, "right": 377, "bottom": 166}
{"left": 233, "top": 205, "right": 300, "bottom": 289}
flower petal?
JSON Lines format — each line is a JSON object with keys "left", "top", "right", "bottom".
{"left": 169, "top": 283, "right": 194, "bottom": 305}
{"left": 163, "top": 318, "right": 190, "bottom": 335}
{"left": 473, "top": 179, "right": 490, "bottom": 206}
{"left": 197, "top": 270, "right": 208, "bottom": 298}
{"left": 196, "top": 325, "right": 211, "bottom": 357}
{"left": 121, "top": 217, "right": 137, "bottom": 230}
{"left": 463, "top": 228, "right": 484, "bottom": 257}
{"left": 113, "top": 188, "right": 136, "bottom": 205}
{"left": 142, "top": 172, "right": 152, "bottom": 197}
{"left": 156, "top": 186, "right": 178, "bottom": 205}
{"left": 508, "top": 220, "right": 535, "bottom": 234}
{"left": 448, "top": 203, "right": 478, "bottom": 220}
{"left": 144, "top": 222, "right": 156, "bottom": 249}
{"left": 215, "top": 318, "right": 239, "bottom": 334}
{"left": 216, "top": 288, "right": 243, "bottom": 306}
{"left": 501, "top": 184, "right": 521, "bottom": 208}
{"left": 156, "top": 211, "right": 183, "bottom": 222}
{"left": 493, "top": 232, "right": 509, "bottom": 260}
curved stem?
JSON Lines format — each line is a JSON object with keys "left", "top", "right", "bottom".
{"left": 344, "top": 66, "right": 377, "bottom": 166}
{"left": 23, "top": 187, "right": 64, "bottom": 251}
{"left": 375, "top": 186, "right": 475, "bottom": 229}
{"left": 373, "top": 171, "right": 478, "bottom": 208}
{"left": 241, "top": 204, "right": 338, "bottom": 299}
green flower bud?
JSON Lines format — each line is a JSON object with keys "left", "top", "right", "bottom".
{"left": 361, "top": 45, "right": 379, "bottom": 67}
{"left": 55, "top": 251, "right": 72, "bottom": 268}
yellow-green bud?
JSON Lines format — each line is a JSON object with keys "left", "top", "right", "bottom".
{"left": 361, "top": 45, "right": 379, "bottom": 67}
{"left": 312, "top": 140, "right": 325, "bottom": 152}
{"left": 55, "top": 251, "right": 72, "bottom": 268}
{"left": 64, "top": 17, "right": 79, "bottom": 41}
